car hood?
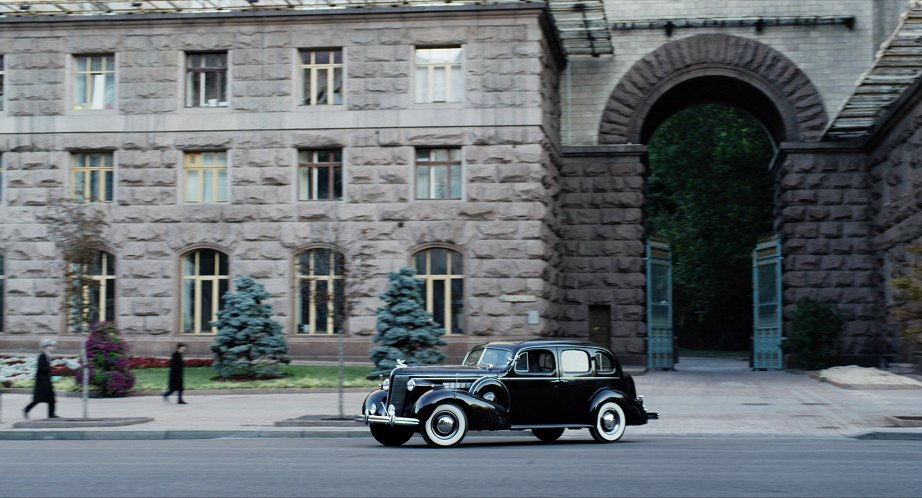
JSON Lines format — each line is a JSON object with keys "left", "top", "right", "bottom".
{"left": 390, "top": 365, "right": 502, "bottom": 377}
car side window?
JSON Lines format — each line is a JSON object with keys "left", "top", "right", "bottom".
{"left": 595, "top": 351, "right": 616, "bottom": 374}
{"left": 561, "top": 349, "right": 591, "bottom": 374}
{"left": 514, "top": 349, "right": 556, "bottom": 375}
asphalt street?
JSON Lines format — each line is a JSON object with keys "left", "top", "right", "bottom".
{"left": 1, "top": 437, "right": 920, "bottom": 498}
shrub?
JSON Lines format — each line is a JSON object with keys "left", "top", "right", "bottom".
{"left": 782, "top": 298, "right": 844, "bottom": 370}
{"left": 211, "top": 276, "right": 291, "bottom": 378}
{"left": 369, "top": 267, "right": 446, "bottom": 379}
{"left": 75, "top": 322, "right": 136, "bottom": 396}
{"left": 128, "top": 357, "right": 213, "bottom": 369}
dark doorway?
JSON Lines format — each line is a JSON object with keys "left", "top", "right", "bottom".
{"left": 646, "top": 103, "right": 775, "bottom": 353}
{"left": 588, "top": 305, "right": 611, "bottom": 350}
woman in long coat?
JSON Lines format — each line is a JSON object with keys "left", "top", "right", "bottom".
{"left": 162, "top": 343, "right": 187, "bottom": 404}
{"left": 23, "top": 339, "right": 59, "bottom": 419}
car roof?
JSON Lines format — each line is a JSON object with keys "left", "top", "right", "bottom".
{"left": 480, "top": 339, "right": 611, "bottom": 351}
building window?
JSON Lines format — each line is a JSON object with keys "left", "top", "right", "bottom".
{"left": 413, "top": 248, "right": 464, "bottom": 334}
{"left": 296, "top": 248, "right": 344, "bottom": 334}
{"left": 74, "top": 54, "right": 115, "bottom": 110}
{"left": 416, "top": 148, "right": 462, "bottom": 200}
{"left": 0, "top": 254, "right": 4, "bottom": 332}
{"left": 0, "top": 55, "right": 5, "bottom": 112}
{"left": 72, "top": 151, "right": 114, "bottom": 203}
{"left": 85, "top": 251, "right": 116, "bottom": 326}
{"left": 415, "top": 47, "right": 462, "bottom": 104}
{"left": 0, "top": 153, "right": 4, "bottom": 204}
{"left": 300, "top": 49, "right": 343, "bottom": 106}
{"left": 184, "top": 151, "right": 228, "bottom": 203}
{"left": 181, "top": 249, "right": 229, "bottom": 334}
{"left": 186, "top": 52, "right": 227, "bottom": 108}
{"left": 298, "top": 150, "right": 342, "bottom": 201}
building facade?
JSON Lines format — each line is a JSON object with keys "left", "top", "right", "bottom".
{"left": 0, "top": 0, "right": 920, "bottom": 366}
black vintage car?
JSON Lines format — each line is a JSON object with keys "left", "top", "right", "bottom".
{"left": 357, "top": 339, "right": 657, "bottom": 447}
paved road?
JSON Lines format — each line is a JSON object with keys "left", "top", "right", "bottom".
{"left": 1, "top": 437, "right": 920, "bottom": 497}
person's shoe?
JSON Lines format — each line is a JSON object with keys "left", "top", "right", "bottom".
{"left": 178, "top": 401, "right": 188, "bottom": 405}
{"left": 162, "top": 394, "right": 169, "bottom": 403}
{"left": 23, "top": 409, "right": 29, "bottom": 420}
{"left": 48, "top": 415, "right": 61, "bottom": 419}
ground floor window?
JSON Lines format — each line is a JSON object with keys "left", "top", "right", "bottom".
{"left": 296, "top": 248, "right": 344, "bottom": 334}
{"left": 182, "top": 249, "right": 228, "bottom": 334}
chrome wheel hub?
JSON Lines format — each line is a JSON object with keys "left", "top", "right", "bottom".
{"left": 601, "top": 411, "right": 619, "bottom": 432}
{"left": 435, "top": 414, "right": 456, "bottom": 436}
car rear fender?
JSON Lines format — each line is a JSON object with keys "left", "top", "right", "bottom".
{"left": 590, "top": 389, "right": 648, "bottom": 425}
{"left": 413, "top": 389, "right": 510, "bottom": 431}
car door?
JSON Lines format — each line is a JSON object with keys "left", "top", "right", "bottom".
{"left": 556, "top": 348, "right": 602, "bottom": 424}
{"left": 504, "top": 348, "right": 561, "bottom": 426}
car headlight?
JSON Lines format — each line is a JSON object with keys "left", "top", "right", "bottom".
{"left": 382, "top": 378, "right": 390, "bottom": 391}
{"left": 407, "top": 379, "right": 416, "bottom": 391}
{"left": 368, "top": 403, "right": 378, "bottom": 415}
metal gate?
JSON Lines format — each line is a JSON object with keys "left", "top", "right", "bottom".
{"left": 646, "top": 239, "right": 674, "bottom": 370}
{"left": 752, "top": 237, "right": 783, "bottom": 370}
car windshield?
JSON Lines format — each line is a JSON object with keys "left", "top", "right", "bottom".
{"left": 463, "top": 346, "right": 512, "bottom": 369}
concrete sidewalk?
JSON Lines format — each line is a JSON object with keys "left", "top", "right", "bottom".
{"left": 1, "top": 357, "right": 920, "bottom": 441}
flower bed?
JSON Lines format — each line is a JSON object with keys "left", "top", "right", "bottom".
{"left": 1, "top": 354, "right": 213, "bottom": 387}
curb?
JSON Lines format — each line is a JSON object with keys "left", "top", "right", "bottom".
{"left": 0, "top": 428, "right": 372, "bottom": 440}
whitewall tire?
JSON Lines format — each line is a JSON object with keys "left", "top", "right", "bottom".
{"left": 589, "top": 401, "right": 626, "bottom": 443}
{"left": 421, "top": 403, "right": 468, "bottom": 448}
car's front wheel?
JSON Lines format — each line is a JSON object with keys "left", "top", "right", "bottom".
{"left": 421, "top": 403, "right": 468, "bottom": 448}
{"left": 532, "top": 428, "right": 564, "bottom": 443}
{"left": 369, "top": 424, "right": 415, "bottom": 447}
{"left": 589, "top": 401, "right": 626, "bottom": 443}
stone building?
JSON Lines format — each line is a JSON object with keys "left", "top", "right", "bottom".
{"left": 0, "top": 0, "right": 919, "bottom": 367}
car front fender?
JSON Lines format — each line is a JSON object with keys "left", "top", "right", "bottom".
{"left": 412, "top": 388, "right": 510, "bottom": 431}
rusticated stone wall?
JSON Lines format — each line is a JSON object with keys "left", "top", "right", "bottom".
{"left": 558, "top": 146, "right": 647, "bottom": 364}
{"left": 0, "top": 5, "right": 565, "bottom": 361}
{"left": 775, "top": 147, "right": 881, "bottom": 352}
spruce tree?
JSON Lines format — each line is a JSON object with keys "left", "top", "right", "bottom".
{"left": 369, "top": 267, "right": 446, "bottom": 378}
{"left": 211, "top": 276, "right": 291, "bottom": 379}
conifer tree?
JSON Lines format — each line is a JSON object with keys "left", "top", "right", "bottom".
{"left": 211, "top": 276, "right": 291, "bottom": 378}
{"left": 369, "top": 267, "right": 446, "bottom": 378}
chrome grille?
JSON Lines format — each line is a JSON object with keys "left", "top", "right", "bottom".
{"left": 387, "top": 376, "right": 407, "bottom": 415}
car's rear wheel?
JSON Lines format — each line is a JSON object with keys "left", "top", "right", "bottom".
{"left": 589, "top": 401, "right": 626, "bottom": 443}
{"left": 369, "top": 424, "right": 415, "bottom": 447}
{"left": 532, "top": 428, "right": 565, "bottom": 443}
{"left": 421, "top": 403, "right": 467, "bottom": 448}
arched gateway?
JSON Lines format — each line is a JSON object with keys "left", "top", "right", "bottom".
{"left": 560, "top": 35, "right": 830, "bottom": 367}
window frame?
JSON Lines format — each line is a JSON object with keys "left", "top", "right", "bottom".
{"left": 73, "top": 53, "right": 116, "bottom": 111}
{"left": 299, "top": 48, "right": 344, "bottom": 106}
{"left": 295, "top": 248, "right": 345, "bottom": 335}
{"left": 415, "top": 147, "right": 463, "bottom": 200}
{"left": 181, "top": 249, "right": 229, "bottom": 335}
{"left": 413, "top": 247, "right": 464, "bottom": 334}
{"left": 0, "top": 253, "right": 4, "bottom": 333}
{"left": 0, "top": 54, "right": 5, "bottom": 112}
{"left": 414, "top": 46, "right": 463, "bottom": 104}
{"left": 185, "top": 51, "right": 228, "bottom": 108}
{"left": 183, "top": 151, "right": 228, "bottom": 203}
{"left": 79, "top": 250, "right": 116, "bottom": 327}
{"left": 71, "top": 151, "right": 115, "bottom": 203}
{"left": 298, "top": 149, "right": 343, "bottom": 201}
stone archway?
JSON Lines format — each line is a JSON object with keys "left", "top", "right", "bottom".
{"left": 599, "top": 34, "right": 828, "bottom": 145}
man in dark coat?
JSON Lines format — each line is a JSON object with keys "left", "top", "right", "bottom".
{"left": 23, "top": 339, "right": 60, "bottom": 419}
{"left": 163, "top": 343, "right": 188, "bottom": 404}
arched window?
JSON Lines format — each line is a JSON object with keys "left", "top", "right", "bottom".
{"left": 181, "top": 249, "right": 228, "bottom": 334}
{"left": 296, "top": 248, "right": 344, "bottom": 334}
{"left": 86, "top": 250, "right": 116, "bottom": 325}
{"left": 413, "top": 247, "right": 464, "bottom": 334}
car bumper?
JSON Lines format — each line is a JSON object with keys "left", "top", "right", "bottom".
{"left": 354, "top": 413, "right": 420, "bottom": 427}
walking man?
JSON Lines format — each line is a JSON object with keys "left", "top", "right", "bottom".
{"left": 163, "top": 343, "right": 188, "bottom": 404}
{"left": 23, "top": 339, "right": 60, "bottom": 419}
